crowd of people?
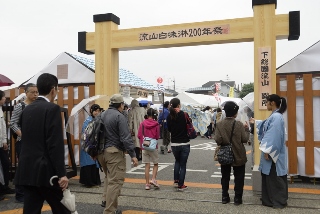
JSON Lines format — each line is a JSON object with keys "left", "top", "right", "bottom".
{"left": 0, "top": 72, "right": 289, "bottom": 213}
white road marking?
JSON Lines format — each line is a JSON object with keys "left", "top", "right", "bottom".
{"left": 190, "top": 142, "right": 217, "bottom": 150}
{"left": 172, "top": 169, "right": 208, "bottom": 172}
{"left": 127, "top": 163, "right": 171, "bottom": 175}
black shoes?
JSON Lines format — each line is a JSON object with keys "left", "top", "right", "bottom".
{"left": 222, "top": 196, "right": 243, "bottom": 205}
{"left": 234, "top": 198, "right": 243, "bottom": 206}
{"left": 101, "top": 201, "right": 106, "bottom": 207}
{"left": 4, "top": 187, "right": 15, "bottom": 194}
{"left": 222, "top": 196, "right": 230, "bottom": 204}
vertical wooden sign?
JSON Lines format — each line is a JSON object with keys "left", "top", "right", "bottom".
{"left": 258, "top": 47, "right": 272, "bottom": 110}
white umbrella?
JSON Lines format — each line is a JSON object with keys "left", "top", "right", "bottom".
{"left": 66, "top": 95, "right": 109, "bottom": 136}
{"left": 70, "top": 95, "right": 108, "bottom": 117}
{"left": 11, "top": 93, "right": 26, "bottom": 105}
{"left": 50, "top": 176, "right": 78, "bottom": 214}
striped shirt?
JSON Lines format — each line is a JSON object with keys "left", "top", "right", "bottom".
{"left": 9, "top": 102, "right": 26, "bottom": 141}
{"left": 0, "top": 108, "right": 7, "bottom": 147}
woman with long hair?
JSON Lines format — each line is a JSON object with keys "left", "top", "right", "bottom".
{"left": 252, "top": 94, "right": 288, "bottom": 209}
{"left": 167, "top": 98, "right": 190, "bottom": 191}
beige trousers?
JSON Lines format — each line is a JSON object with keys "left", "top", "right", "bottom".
{"left": 103, "top": 146, "right": 126, "bottom": 214}
{"left": 97, "top": 153, "right": 108, "bottom": 202}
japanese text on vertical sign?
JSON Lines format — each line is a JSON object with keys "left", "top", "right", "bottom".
{"left": 258, "top": 47, "right": 272, "bottom": 109}
{"left": 139, "top": 25, "right": 230, "bottom": 41}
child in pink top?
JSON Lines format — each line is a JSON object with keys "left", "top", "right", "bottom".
{"left": 138, "top": 108, "right": 160, "bottom": 190}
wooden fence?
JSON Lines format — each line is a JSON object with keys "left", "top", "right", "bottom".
{"left": 6, "top": 85, "right": 95, "bottom": 168}
{"left": 276, "top": 73, "right": 320, "bottom": 175}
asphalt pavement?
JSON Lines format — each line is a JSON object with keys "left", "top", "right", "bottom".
{"left": 1, "top": 137, "right": 320, "bottom": 214}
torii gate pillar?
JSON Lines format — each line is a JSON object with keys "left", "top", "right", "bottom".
{"left": 79, "top": 14, "right": 120, "bottom": 107}
{"left": 78, "top": 0, "right": 300, "bottom": 195}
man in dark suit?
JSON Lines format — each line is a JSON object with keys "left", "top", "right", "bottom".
{"left": 14, "top": 73, "right": 70, "bottom": 214}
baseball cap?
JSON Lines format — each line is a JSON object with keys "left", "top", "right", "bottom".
{"left": 110, "top": 94, "right": 124, "bottom": 104}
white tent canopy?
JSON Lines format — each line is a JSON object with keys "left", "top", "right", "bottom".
{"left": 277, "top": 40, "right": 320, "bottom": 74}
{"left": 175, "top": 92, "right": 220, "bottom": 107}
{"left": 174, "top": 92, "right": 201, "bottom": 106}
{"left": 24, "top": 52, "right": 95, "bottom": 85}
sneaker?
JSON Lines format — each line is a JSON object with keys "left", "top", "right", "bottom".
{"left": 114, "top": 210, "right": 122, "bottom": 214}
{"left": 173, "top": 180, "right": 179, "bottom": 188}
{"left": 145, "top": 184, "right": 151, "bottom": 190}
{"left": 177, "top": 185, "right": 188, "bottom": 191}
{"left": 150, "top": 180, "right": 160, "bottom": 188}
{"left": 222, "top": 196, "right": 230, "bottom": 204}
{"left": 101, "top": 201, "right": 106, "bottom": 207}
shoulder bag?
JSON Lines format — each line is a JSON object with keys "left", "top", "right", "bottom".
{"left": 184, "top": 112, "right": 197, "bottom": 139}
{"left": 217, "top": 120, "right": 236, "bottom": 165}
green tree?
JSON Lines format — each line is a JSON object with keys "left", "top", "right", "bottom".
{"left": 239, "top": 82, "right": 254, "bottom": 98}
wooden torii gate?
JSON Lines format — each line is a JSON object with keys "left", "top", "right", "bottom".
{"left": 78, "top": 0, "right": 300, "bottom": 190}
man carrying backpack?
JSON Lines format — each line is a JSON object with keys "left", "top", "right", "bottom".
{"left": 101, "top": 94, "right": 138, "bottom": 214}
{"left": 9, "top": 83, "right": 38, "bottom": 203}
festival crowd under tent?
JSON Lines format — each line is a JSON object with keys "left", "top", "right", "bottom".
{"left": 276, "top": 40, "right": 320, "bottom": 178}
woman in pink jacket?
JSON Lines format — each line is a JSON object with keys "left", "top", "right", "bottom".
{"left": 138, "top": 108, "right": 160, "bottom": 190}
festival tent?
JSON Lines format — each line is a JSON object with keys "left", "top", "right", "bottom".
{"left": 174, "top": 92, "right": 202, "bottom": 106}
{"left": 276, "top": 40, "right": 320, "bottom": 177}
{"left": 219, "top": 96, "right": 242, "bottom": 106}
{"left": 175, "top": 92, "right": 220, "bottom": 107}
{"left": 277, "top": 40, "right": 320, "bottom": 74}
{"left": 22, "top": 52, "right": 157, "bottom": 90}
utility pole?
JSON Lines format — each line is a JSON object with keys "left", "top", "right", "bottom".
{"left": 173, "top": 78, "right": 175, "bottom": 91}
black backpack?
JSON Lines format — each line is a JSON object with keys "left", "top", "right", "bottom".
{"left": 11, "top": 102, "right": 25, "bottom": 139}
{"left": 81, "top": 112, "right": 106, "bottom": 159}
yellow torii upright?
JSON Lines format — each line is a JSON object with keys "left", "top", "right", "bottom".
{"left": 78, "top": 0, "right": 299, "bottom": 193}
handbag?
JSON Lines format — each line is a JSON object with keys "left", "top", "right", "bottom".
{"left": 184, "top": 112, "right": 197, "bottom": 139}
{"left": 142, "top": 124, "right": 157, "bottom": 151}
{"left": 217, "top": 120, "right": 236, "bottom": 165}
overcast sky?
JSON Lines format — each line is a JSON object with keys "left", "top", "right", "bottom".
{"left": 1, "top": 0, "right": 319, "bottom": 92}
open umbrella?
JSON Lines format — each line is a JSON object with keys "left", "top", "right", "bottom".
{"left": 138, "top": 100, "right": 153, "bottom": 106}
{"left": 66, "top": 95, "right": 109, "bottom": 136}
{"left": 0, "top": 74, "right": 14, "bottom": 86}
{"left": 236, "top": 92, "right": 254, "bottom": 123}
{"left": 50, "top": 176, "right": 78, "bottom": 214}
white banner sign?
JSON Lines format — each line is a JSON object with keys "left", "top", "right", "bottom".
{"left": 154, "top": 91, "right": 160, "bottom": 101}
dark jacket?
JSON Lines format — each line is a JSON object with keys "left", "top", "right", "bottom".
{"left": 167, "top": 110, "right": 190, "bottom": 143}
{"left": 158, "top": 107, "right": 169, "bottom": 129}
{"left": 214, "top": 118, "right": 249, "bottom": 166}
{"left": 102, "top": 106, "right": 136, "bottom": 158}
{"left": 15, "top": 98, "right": 66, "bottom": 188}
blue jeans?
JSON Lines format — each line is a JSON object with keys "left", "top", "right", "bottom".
{"left": 172, "top": 145, "right": 190, "bottom": 187}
